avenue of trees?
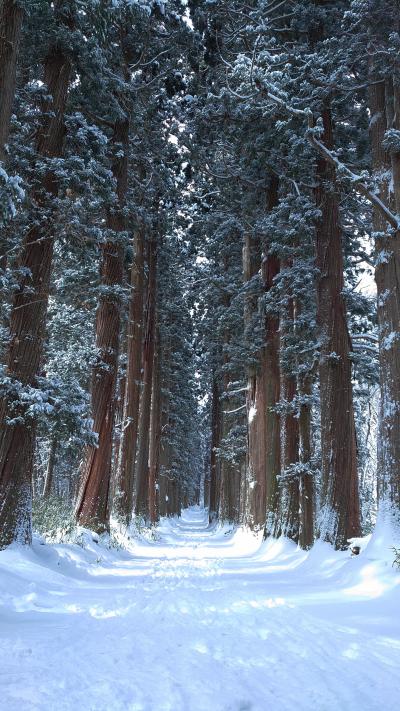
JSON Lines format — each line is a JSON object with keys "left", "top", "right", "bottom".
{"left": 0, "top": 0, "right": 399, "bottom": 551}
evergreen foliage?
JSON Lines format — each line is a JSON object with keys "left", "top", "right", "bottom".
{"left": 0, "top": 0, "right": 399, "bottom": 549}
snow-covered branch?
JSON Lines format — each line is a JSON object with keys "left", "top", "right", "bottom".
{"left": 262, "top": 89, "right": 399, "bottom": 230}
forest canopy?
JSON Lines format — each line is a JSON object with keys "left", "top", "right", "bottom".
{"left": 1, "top": 0, "right": 400, "bottom": 552}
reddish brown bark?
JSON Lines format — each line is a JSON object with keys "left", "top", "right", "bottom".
{"left": 315, "top": 108, "right": 360, "bottom": 548}
{"left": 219, "top": 448, "right": 240, "bottom": 523}
{"left": 0, "top": 0, "right": 20, "bottom": 274}
{"left": 112, "top": 369, "right": 126, "bottom": 497}
{"left": 263, "top": 176, "right": 281, "bottom": 537}
{"left": 165, "top": 476, "right": 180, "bottom": 517}
{"left": 279, "top": 299, "right": 300, "bottom": 542}
{"left": 75, "top": 119, "right": 128, "bottom": 532}
{"left": 243, "top": 178, "right": 280, "bottom": 533}
{"left": 158, "top": 341, "right": 172, "bottom": 518}
{"left": 115, "top": 228, "right": 145, "bottom": 523}
{"left": 0, "top": 0, "right": 24, "bottom": 161}
{"left": 158, "top": 473, "right": 168, "bottom": 517}
{"left": 263, "top": 258, "right": 281, "bottom": 537}
{"left": 135, "top": 239, "right": 157, "bottom": 519}
{"left": 218, "top": 293, "right": 242, "bottom": 525}
{"left": 298, "top": 373, "right": 314, "bottom": 549}
{"left": 148, "top": 328, "right": 161, "bottom": 524}
{"left": 281, "top": 379, "right": 300, "bottom": 541}
{"left": 0, "top": 35, "right": 72, "bottom": 548}
{"left": 173, "top": 478, "right": 182, "bottom": 517}
{"left": 203, "top": 475, "right": 210, "bottom": 511}
{"left": 243, "top": 230, "right": 265, "bottom": 529}
{"left": 368, "top": 73, "right": 400, "bottom": 519}
{"left": 42, "top": 438, "right": 57, "bottom": 498}
{"left": 245, "top": 354, "right": 268, "bottom": 529}
{"left": 209, "top": 376, "right": 222, "bottom": 522}
{"left": 219, "top": 426, "right": 236, "bottom": 523}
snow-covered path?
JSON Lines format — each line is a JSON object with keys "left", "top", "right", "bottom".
{"left": 1, "top": 507, "right": 400, "bottom": 711}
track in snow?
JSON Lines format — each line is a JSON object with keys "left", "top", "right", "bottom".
{"left": 0, "top": 506, "right": 400, "bottom": 711}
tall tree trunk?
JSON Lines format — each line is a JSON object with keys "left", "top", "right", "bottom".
{"left": 75, "top": 119, "right": 127, "bottom": 532}
{"left": 219, "top": 422, "right": 235, "bottom": 523}
{"left": 218, "top": 299, "right": 241, "bottom": 524}
{"left": 244, "top": 177, "right": 280, "bottom": 533}
{"left": 42, "top": 438, "right": 57, "bottom": 498}
{"left": 203, "top": 474, "right": 210, "bottom": 511}
{"left": 158, "top": 474, "right": 168, "bottom": 517}
{"left": 209, "top": 375, "right": 221, "bottom": 522}
{"left": 0, "top": 29, "right": 72, "bottom": 548}
{"left": 135, "top": 239, "right": 157, "bottom": 519}
{"left": 263, "top": 176, "right": 281, "bottom": 537}
{"left": 219, "top": 451, "right": 239, "bottom": 523}
{"left": 148, "top": 326, "right": 161, "bottom": 525}
{"left": 298, "top": 373, "right": 314, "bottom": 549}
{"left": 112, "top": 368, "right": 126, "bottom": 500}
{"left": 279, "top": 297, "right": 300, "bottom": 542}
{"left": 369, "top": 73, "right": 400, "bottom": 521}
{"left": 166, "top": 476, "right": 180, "bottom": 517}
{"left": 158, "top": 337, "right": 171, "bottom": 518}
{"left": 171, "top": 478, "right": 178, "bottom": 517}
{"left": 243, "top": 230, "right": 266, "bottom": 529}
{"left": 165, "top": 477, "right": 174, "bottom": 517}
{"left": 245, "top": 351, "right": 268, "bottom": 529}
{"left": 0, "top": 0, "right": 23, "bottom": 296}
{"left": 315, "top": 107, "right": 360, "bottom": 548}
{"left": 115, "top": 228, "right": 145, "bottom": 523}
{"left": 0, "top": 0, "right": 24, "bottom": 161}
{"left": 176, "top": 479, "right": 182, "bottom": 517}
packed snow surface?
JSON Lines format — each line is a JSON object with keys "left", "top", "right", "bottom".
{"left": 1, "top": 507, "right": 400, "bottom": 710}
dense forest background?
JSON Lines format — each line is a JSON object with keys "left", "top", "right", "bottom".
{"left": 1, "top": 0, "right": 399, "bottom": 551}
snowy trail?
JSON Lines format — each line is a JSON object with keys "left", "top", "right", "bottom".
{"left": 1, "top": 507, "right": 400, "bottom": 711}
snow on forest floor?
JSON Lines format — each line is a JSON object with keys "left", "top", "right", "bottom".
{"left": 1, "top": 507, "right": 400, "bottom": 711}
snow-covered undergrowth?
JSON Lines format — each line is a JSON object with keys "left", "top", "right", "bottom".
{"left": 1, "top": 507, "right": 399, "bottom": 711}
